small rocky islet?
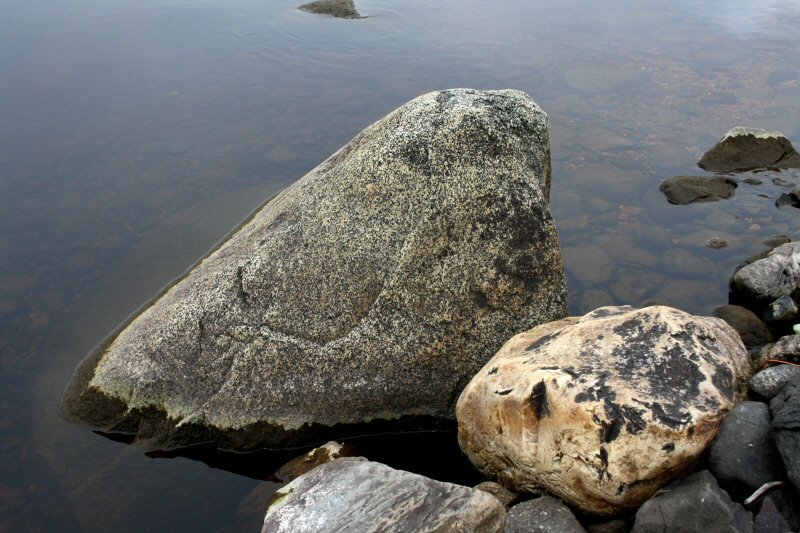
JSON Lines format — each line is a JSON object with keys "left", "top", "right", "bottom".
{"left": 60, "top": 89, "right": 800, "bottom": 531}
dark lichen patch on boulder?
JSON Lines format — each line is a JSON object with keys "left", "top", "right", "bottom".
{"left": 298, "top": 0, "right": 363, "bottom": 19}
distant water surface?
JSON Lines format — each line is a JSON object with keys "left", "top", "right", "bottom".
{"left": 1, "top": 0, "right": 800, "bottom": 530}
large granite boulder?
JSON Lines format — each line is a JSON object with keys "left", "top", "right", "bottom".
{"left": 456, "top": 306, "right": 751, "bottom": 515}
{"left": 262, "top": 457, "right": 506, "bottom": 532}
{"left": 62, "top": 89, "right": 567, "bottom": 450}
{"left": 698, "top": 127, "right": 800, "bottom": 172}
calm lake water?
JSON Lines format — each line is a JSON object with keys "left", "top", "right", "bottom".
{"left": 2, "top": 0, "right": 800, "bottom": 530}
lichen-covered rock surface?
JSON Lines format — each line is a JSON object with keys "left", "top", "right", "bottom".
{"left": 262, "top": 457, "right": 506, "bottom": 532}
{"left": 456, "top": 305, "right": 751, "bottom": 516}
{"left": 62, "top": 88, "right": 567, "bottom": 450}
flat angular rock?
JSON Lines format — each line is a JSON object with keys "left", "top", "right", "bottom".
{"left": 298, "top": 0, "right": 362, "bottom": 18}
{"left": 505, "top": 496, "right": 586, "bottom": 533}
{"left": 732, "top": 242, "right": 800, "bottom": 304}
{"left": 750, "top": 364, "right": 800, "bottom": 399}
{"left": 754, "top": 494, "right": 792, "bottom": 533}
{"left": 262, "top": 457, "right": 506, "bottom": 532}
{"left": 473, "top": 481, "right": 520, "bottom": 509}
{"left": 61, "top": 89, "right": 567, "bottom": 451}
{"left": 765, "top": 295, "right": 798, "bottom": 322}
{"left": 708, "top": 402, "right": 784, "bottom": 498}
{"left": 698, "top": 127, "right": 800, "bottom": 172}
{"left": 631, "top": 470, "right": 753, "bottom": 533}
{"left": 659, "top": 175, "right": 737, "bottom": 205}
{"left": 457, "top": 305, "right": 751, "bottom": 515}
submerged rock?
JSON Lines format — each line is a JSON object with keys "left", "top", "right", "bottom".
{"left": 630, "top": 470, "right": 753, "bottom": 533}
{"left": 698, "top": 127, "right": 800, "bottom": 173}
{"left": 456, "top": 306, "right": 751, "bottom": 515}
{"left": 658, "top": 175, "right": 737, "bottom": 205}
{"left": 61, "top": 89, "right": 567, "bottom": 451}
{"left": 298, "top": 0, "right": 362, "bottom": 19}
{"left": 262, "top": 457, "right": 506, "bottom": 532}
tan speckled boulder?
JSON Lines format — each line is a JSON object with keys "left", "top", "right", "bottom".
{"left": 62, "top": 88, "right": 567, "bottom": 451}
{"left": 456, "top": 306, "right": 752, "bottom": 516}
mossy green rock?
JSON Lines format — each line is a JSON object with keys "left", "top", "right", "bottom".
{"left": 62, "top": 89, "right": 567, "bottom": 450}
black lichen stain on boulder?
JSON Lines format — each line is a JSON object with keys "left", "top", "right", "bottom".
{"left": 488, "top": 367, "right": 499, "bottom": 375}
{"left": 530, "top": 380, "right": 549, "bottom": 418}
{"left": 662, "top": 442, "right": 675, "bottom": 452}
{"left": 611, "top": 316, "right": 709, "bottom": 404}
{"left": 495, "top": 388, "right": 514, "bottom": 396}
{"left": 710, "top": 365, "right": 735, "bottom": 401}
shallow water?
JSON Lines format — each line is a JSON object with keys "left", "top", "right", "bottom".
{"left": 2, "top": 0, "right": 800, "bottom": 530}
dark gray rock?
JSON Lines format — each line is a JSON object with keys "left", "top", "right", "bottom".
{"left": 659, "top": 175, "right": 737, "bottom": 204}
{"left": 505, "top": 496, "right": 586, "bottom": 533}
{"left": 775, "top": 188, "right": 800, "bottom": 211}
{"left": 698, "top": 127, "right": 800, "bottom": 172}
{"left": 759, "top": 336, "right": 800, "bottom": 366}
{"left": 298, "top": 0, "right": 362, "bottom": 18}
{"left": 732, "top": 242, "right": 800, "bottom": 304}
{"left": 754, "top": 494, "right": 792, "bottom": 533}
{"left": 631, "top": 470, "right": 753, "bottom": 533}
{"left": 766, "top": 295, "right": 798, "bottom": 322}
{"left": 262, "top": 457, "right": 506, "bottom": 532}
{"left": 760, "top": 490, "right": 800, "bottom": 531}
{"left": 474, "top": 481, "right": 521, "bottom": 509}
{"left": 61, "top": 89, "right": 567, "bottom": 451}
{"left": 585, "top": 519, "right": 630, "bottom": 533}
{"left": 770, "top": 377, "right": 800, "bottom": 492}
{"left": 713, "top": 305, "right": 773, "bottom": 349}
{"left": 709, "top": 402, "right": 785, "bottom": 499}
{"left": 772, "top": 176, "right": 795, "bottom": 188}
{"left": 750, "top": 365, "right": 800, "bottom": 399}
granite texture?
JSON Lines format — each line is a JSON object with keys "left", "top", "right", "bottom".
{"left": 62, "top": 88, "right": 567, "bottom": 450}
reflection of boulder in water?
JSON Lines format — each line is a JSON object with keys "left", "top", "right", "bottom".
{"left": 298, "top": 0, "right": 363, "bottom": 19}
{"left": 61, "top": 88, "right": 567, "bottom": 452}
{"left": 698, "top": 127, "right": 800, "bottom": 173}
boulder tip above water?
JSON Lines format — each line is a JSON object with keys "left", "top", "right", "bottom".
{"left": 456, "top": 305, "right": 751, "bottom": 516}
{"left": 698, "top": 127, "right": 800, "bottom": 173}
{"left": 61, "top": 88, "right": 567, "bottom": 451}
{"left": 298, "top": 0, "right": 362, "bottom": 19}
